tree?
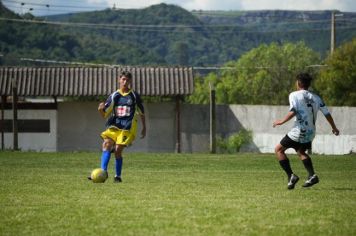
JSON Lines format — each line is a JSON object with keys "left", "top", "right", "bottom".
{"left": 188, "top": 72, "right": 219, "bottom": 104}
{"left": 314, "top": 38, "right": 356, "bottom": 106}
{"left": 188, "top": 42, "right": 321, "bottom": 105}
{"left": 172, "top": 42, "right": 190, "bottom": 66}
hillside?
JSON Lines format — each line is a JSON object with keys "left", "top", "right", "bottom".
{"left": 194, "top": 9, "right": 356, "bottom": 59}
{"left": 1, "top": 3, "right": 356, "bottom": 66}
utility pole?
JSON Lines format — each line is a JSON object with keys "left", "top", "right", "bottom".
{"left": 331, "top": 11, "right": 343, "bottom": 54}
{"left": 331, "top": 11, "right": 335, "bottom": 54}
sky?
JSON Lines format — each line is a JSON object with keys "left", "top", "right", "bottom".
{"left": 2, "top": 0, "right": 356, "bottom": 16}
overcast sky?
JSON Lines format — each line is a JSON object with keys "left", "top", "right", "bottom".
{"left": 3, "top": 0, "right": 356, "bottom": 16}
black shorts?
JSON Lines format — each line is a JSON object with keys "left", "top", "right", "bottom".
{"left": 280, "top": 135, "right": 311, "bottom": 152}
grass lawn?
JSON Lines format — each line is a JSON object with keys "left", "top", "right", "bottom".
{"left": 0, "top": 151, "right": 355, "bottom": 236}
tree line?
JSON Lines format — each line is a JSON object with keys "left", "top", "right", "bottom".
{"left": 1, "top": 3, "right": 355, "bottom": 106}
{"left": 188, "top": 40, "right": 356, "bottom": 106}
{"left": 1, "top": 3, "right": 356, "bottom": 67}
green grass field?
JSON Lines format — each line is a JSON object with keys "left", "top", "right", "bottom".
{"left": 0, "top": 151, "right": 355, "bottom": 236}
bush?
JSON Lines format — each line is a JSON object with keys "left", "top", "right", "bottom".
{"left": 217, "top": 130, "right": 253, "bottom": 153}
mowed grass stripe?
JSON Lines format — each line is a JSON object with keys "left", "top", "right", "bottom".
{"left": 0, "top": 151, "right": 355, "bottom": 236}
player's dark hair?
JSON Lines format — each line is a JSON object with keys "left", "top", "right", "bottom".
{"left": 121, "top": 71, "right": 132, "bottom": 80}
{"left": 296, "top": 72, "right": 312, "bottom": 89}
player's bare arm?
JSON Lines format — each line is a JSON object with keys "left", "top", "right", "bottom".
{"left": 273, "top": 111, "right": 295, "bottom": 127}
{"left": 98, "top": 102, "right": 106, "bottom": 118}
{"left": 325, "top": 114, "right": 340, "bottom": 136}
{"left": 140, "top": 114, "right": 146, "bottom": 138}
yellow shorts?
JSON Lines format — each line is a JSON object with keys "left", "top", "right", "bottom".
{"left": 101, "top": 127, "right": 136, "bottom": 146}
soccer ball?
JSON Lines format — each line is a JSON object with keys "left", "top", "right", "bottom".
{"left": 90, "top": 168, "right": 108, "bottom": 183}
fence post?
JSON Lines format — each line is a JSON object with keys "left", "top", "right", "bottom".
{"left": 175, "top": 95, "right": 181, "bottom": 153}
{"left": 12, "top": 78, "right": 18, "bottom": 151}
{"left": 1, "top": 95, "right": 6, "bottom": 150}
{"left": 210, "top": 83, "right": 216, "bottom": 154}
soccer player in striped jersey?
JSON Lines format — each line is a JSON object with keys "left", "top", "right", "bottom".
{"left": 89, "top": 71, "right": 146, "bottom": 183}
{"left": 273, "top": 73, "right": 339, "bottom": 189}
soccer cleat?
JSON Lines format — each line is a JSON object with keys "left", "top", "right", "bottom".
{"left": 87, "top": 176, "right": 92, "bottom": 180}
{"left": 114, "top": 176, "right": 122, "bottom": 183}
{"left": 104, "top": 171, "right": 109, "bottom": 180}
{"left": 287, "top": 174, "right": 300, "bottom": 190}
{"left": 303, "top": 174, "right": 319, "bottom": 187}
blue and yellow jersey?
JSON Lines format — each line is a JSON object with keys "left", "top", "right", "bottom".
{"left": 102, "top": 89, "right": 144, "bottom": 131}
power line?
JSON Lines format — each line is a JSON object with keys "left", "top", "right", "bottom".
{"left": 7, "top": 56, "right": 329, "bottom": 70}
{"left": 3, "top": 0, "right": 105, "bottom": 10}
{"left": 3, "top": 1, "right": 356, "bottom": 25}
{"left": 1, "top": 4, "right": 95, "bottom": 14}
{"left": 1, "top": 17, "right": 356, "bottom": 34}
{"left": 2, "top": 0, "right": 109, "bottom": 15}
{"left": 3, "top": 0, "right": 356, "bottom": 24}
{"left": 18, "top": 57, "right": 121, "bottom": 67}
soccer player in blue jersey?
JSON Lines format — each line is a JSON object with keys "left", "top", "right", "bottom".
{"left": 89, "top": 71, "right": 146, "bottom": 183}
{"left": 273, "top": 73, "right": 339, "bottom": 189}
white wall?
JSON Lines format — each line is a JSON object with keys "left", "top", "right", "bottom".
{"left": 56, "top": 102, "right": 177, "bottom": 153}
{"left": 2, "top": 102, "right": 355, "bottom": 154}
{"left": 2, "top": 109, "right": 57, "bottom": 152}
{"left": 180, "top": 104, "right": 356, "bottom": 154}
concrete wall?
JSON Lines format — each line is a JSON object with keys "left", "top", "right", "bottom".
{"left": 227, "top": 105, "right": 356, "bottom": 155}
{"left": 181, "top": 104, "right": 356, "bottom": 154}
{"left": 2, "top": 102, "right": 355, "bottom": 154}
{"left": 57, "top": 102, "right": 177, "bottom": 153}
{"left": 2, "top": 109, "right": 57, "bottom": 151}
{"left": 57, "top": 102, "right": 103, "bottom": 152}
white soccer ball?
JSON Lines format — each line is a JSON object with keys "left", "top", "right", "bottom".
{"left": 90, "top": 168, "right": 108, "bottom": 183}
